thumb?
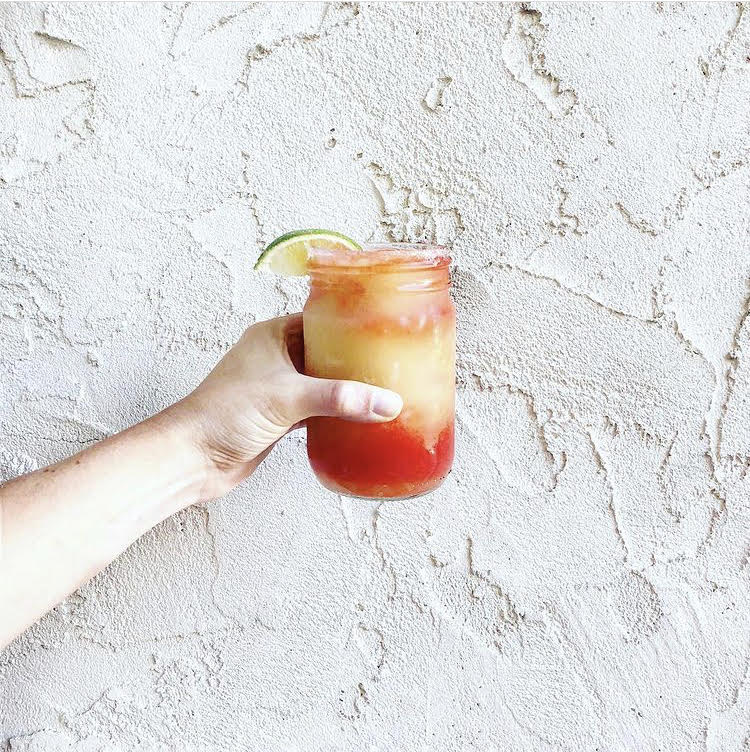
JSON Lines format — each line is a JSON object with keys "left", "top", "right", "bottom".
{"left": 295, "top": 377, "right": 403, "bottom": 423}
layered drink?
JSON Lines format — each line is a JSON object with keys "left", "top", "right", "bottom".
{"left": 303, "top": 244, "right": 455, "bottom": 499}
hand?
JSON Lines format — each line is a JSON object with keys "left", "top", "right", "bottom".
{"left": 0, "top": 313, "right": 402, "bottom": 646}
{"left": 172, "top": 314, "right": 403, "bottom": 500}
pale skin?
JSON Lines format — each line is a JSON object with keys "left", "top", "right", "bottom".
{"left": 0, "top": 314, "right": 403, "bottom": 650}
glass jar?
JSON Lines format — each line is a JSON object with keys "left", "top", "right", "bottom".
{"left": 303, "top": 243, "right": 455, "bottom": 499}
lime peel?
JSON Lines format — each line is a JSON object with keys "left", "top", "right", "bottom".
{"left": 254, "top": 229, "right": 362, "bottom": 276}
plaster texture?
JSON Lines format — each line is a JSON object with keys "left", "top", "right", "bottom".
{"left": 1, "top": 2, "right": 749, "bottom": 750}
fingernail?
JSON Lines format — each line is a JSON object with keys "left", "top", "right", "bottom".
{"left": 371, "top": 390, "right": 403, "bottom": 419}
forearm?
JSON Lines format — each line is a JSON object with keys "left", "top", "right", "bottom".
{"left": 0, "top": 406, "right": 209, "bottom": 649}
{"left": 0, "top": 314, "right": 400, "bottom": 650}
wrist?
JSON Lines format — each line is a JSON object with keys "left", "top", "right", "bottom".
{"left": 156, "top": 400, "right": 218, "bottom": 505}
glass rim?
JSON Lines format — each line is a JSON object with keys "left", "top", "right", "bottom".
{"left": 309, "top": 242, "right": 452, "bottom": 272}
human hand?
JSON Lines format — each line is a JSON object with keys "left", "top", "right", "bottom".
{"left": 0, "top": 313, "right": 402, "bottom": 645}
{"left": 171, "top": 314, "right": 403, "bottom": 500}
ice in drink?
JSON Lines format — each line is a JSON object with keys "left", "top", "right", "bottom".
{"left": 303, "top": 244, "right": 455, "bottom": 499}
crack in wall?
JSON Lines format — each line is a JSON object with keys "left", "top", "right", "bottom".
{"left": 371, "top": 502, "right": 397, "bottom": 599}
{"left": 0, "top": 12, "right": 95, "bottom": 184}
{"left": 166, "top": 2, "right": 190, "bottom": 61}
{"left": 366, "top": 162, "right": 466, "bottom": 244}
{"left": 32, "top": 30, "right": 85, "bottom": 52}
{"left": 547, "top": 187, "right": 583, "bottom": 237}
{"left": 421, "top": 75, "right": 453, "bottom": 113}
{"left": 491, "top": 261, "right": 715, "bottom": 376}
{"left": 466, "top": 536, "right": 521, "bottom": 629}
{"left": 501, "top": 6, "right": 578, "bottom": 118}
{"left": 421, "top": 538, "right": 524, "bottom": 658}
{"left": 340, "top": 622, "right": 386, "bottom": 722}
{"left": 587, "top": 430, "right": 631, "bottom": 564}
{"left": 491, "top": 260, "right": 654, "bottom": 325}
{"left": 241, "top": 153, "right": 267, "bottom": 250}
{"left": 701, "top": 487, "right": 729, "bottom": 552}
{"left": 716, "top": 291, "right": 750, "bottom": 466}
{"left": 198, "top": 506, "right": 243, "bottom": 629}
{"left": 203, "top": 4, "right": 260, "bottom": 38}
{"left": 460, "top": 380, "right": 563, "bottom": 493}
{"left": 694, "top": 2, "right": 746, "bottom": 172}
{"left": 657, "top": 292, "right": 712, "bottom": 365}
{"left": 515, "top": 385, "right": 558, "bottom": 483}
{"left": 240, "top": 2, "right": 360, "bottom": 78}
{"left": 615, "top": 202, "right": 659, "bottom": 237}
{"left": 0, "top": 21, "right": 92, "bottom": 97}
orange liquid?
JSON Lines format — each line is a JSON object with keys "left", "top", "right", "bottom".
{"left": 304, "top": 246, "right": 455, "bottom": 499}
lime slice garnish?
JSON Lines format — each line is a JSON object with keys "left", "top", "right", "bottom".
{"left": 254, "top": 229, "right": 362, "bottom": 276}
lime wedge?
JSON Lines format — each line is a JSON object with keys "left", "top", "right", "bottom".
{"left": 254, "top": 229, "right": 362, "bottom": 276}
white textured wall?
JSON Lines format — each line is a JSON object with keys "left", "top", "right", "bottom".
{"left": 1, "top": 2, "right": 749, "bottom": 749}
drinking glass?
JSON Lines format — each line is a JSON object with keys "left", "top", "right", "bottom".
{"left": 303, "top": 243, "right": 455, "bottom": 499}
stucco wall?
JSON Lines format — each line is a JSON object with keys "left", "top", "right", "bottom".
{"left": 1, "top": 2, "right": 749, "bottom": 749}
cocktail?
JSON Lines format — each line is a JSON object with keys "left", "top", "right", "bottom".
{"left": 255, "top": 231, "right": 455, "bottom": 499}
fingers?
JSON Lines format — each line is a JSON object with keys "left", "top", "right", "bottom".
{"left": 266, "top": 314, "right": 304, "bottom": 372}
{"left": 276, "top": 312, "right": 303, "bottom": 335}
{"left": 294, "top": 377, "right": 403, "bottom": 423}
{"left": 236, "top": 314, "right": 303, "bottom": 371}
{"left": 283, "top": 320, "right": 305, "bottom": 374}
{"left": 247, "top": 315, "right": 403, "bottom": 424}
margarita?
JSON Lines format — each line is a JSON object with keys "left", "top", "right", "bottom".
{"left": 303, "top": 244, "right": 455, "bottom": 499}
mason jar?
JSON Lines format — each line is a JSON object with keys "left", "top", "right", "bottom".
{"left": 303, "top": 243, "right": 455, "bottom": 499}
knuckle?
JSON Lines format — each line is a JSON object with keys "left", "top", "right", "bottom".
{"left": 329, "top": 381, "right": 360, "bottom": 415}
